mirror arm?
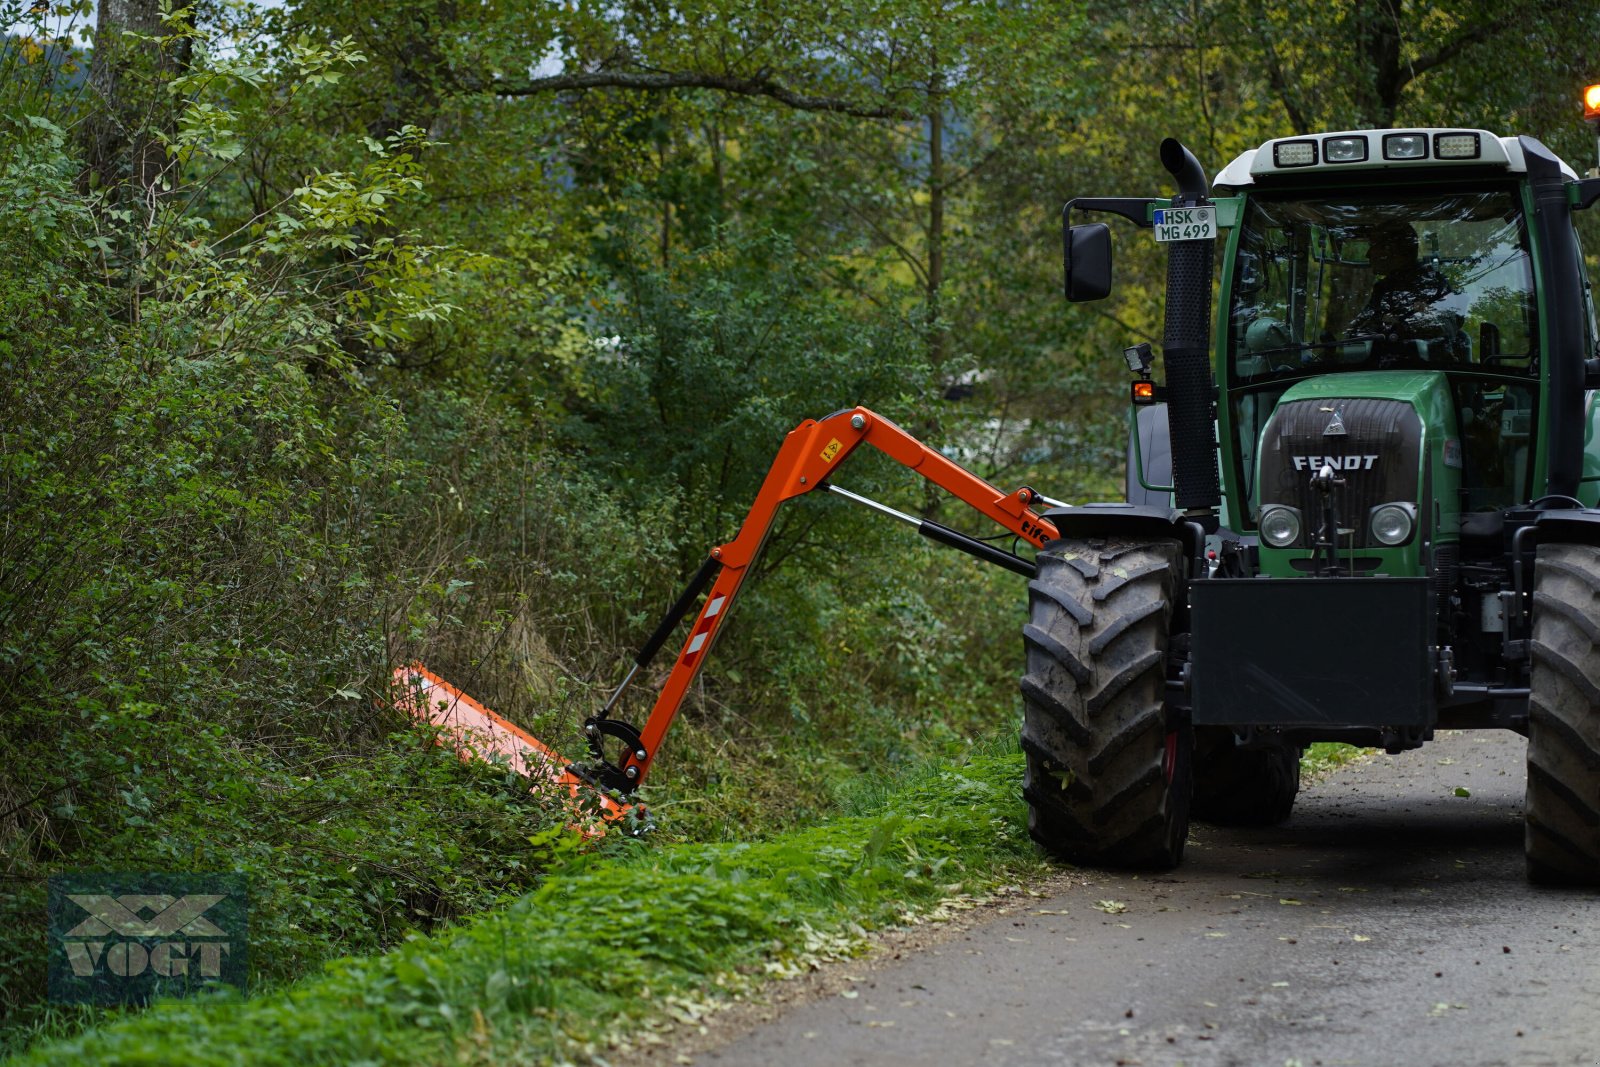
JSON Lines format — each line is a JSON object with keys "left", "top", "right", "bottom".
{"left": 1062, "top": 197, "right": 1158, "bottom": 303}
{"left": 1062, "top": 197, "right": 1159, "bottom": 231}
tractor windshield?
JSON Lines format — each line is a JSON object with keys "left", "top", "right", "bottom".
{"left": 1226, "top": 190, "right": 1534, "bottom": 383}
{"left": 1224, "top": 188, "right": 1537, "bottom": 523}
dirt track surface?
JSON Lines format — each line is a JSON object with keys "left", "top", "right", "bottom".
{"left": 660, "top": 731, "right": 1600, "bottom": 1067}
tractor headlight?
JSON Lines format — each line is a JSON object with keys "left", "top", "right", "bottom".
{"left": 1369, "top": 502, "right": 1417, "bottom": 546}
{"left": 1259, "top": 505, "right": 1303, "bottom": 548}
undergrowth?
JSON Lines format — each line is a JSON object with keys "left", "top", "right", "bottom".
{"left": 8, "top": 746, "right": 1041, "bottom": 1066}
{"left": 0, "top": 13, "right": 1117, "bottom": 1055}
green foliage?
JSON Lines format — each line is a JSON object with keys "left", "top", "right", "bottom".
{"left": 0, "top": 71, "right": 564, "bottom": 1051}
{"left": 8, "top": 745, "right": 1039, "bottom": 1067}
{"left": 564, "top": 231, "right": 929, "bottom": 537}
{"left": 4, "top": 0, "right": 1597, "bottom": 1056}
{"left": 1300, "top": 742, "right": 1370, "bottom": 779}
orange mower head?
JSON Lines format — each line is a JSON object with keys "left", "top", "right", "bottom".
{"left": 391, "top": 665, "right": 636, "bottom": 834}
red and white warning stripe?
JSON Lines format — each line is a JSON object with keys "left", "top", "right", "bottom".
{"left": 680, "top": 593, "right": 727, "bottom": 667}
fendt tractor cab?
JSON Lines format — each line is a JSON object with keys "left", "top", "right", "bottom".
{"left": 1038, "top": 124, "right": 1600, "bottom": 884}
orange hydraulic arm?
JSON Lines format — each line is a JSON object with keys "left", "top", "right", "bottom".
{"left": 572, "top": 405, "right": 1061, "bottom": 796}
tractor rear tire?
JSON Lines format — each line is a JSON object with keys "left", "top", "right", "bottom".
{"left": 1525, "top": 542, "right": 1600, "bottom": 886}
{"left": 1192, "top": 730, "right": 1301, "bottom": 827}
{"left": 1020, "top": 536, "right": 1192, "bottom": 869}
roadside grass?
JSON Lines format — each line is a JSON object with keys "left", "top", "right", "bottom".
{"left": 8, "top": 745, "right": 1044, "bottom": 1067}
{"left": 1301, "top": 741, "right": 1372, "bottom": 781}
{"left": 6, "top": 738, "right": 1374, "bottom": 1066}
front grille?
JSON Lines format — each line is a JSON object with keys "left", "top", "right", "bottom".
{"left": 1259, "top": 398, "right": 1422, "bottom": 549}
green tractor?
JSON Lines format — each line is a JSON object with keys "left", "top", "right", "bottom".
{"left": 1029, "top": 126, "right": 1600, "bottom": 884}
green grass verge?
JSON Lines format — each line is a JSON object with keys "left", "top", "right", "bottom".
{"left": 9, "top": 741, "right": 1376, "bottom": 1066}
{"left": 8, "top": 747, "right": 1041, "bottom": 1067}
{"left": 1300, "top": 741, "right": 1372, "bottom": 780}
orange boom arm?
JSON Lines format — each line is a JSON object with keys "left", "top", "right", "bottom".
{"left": 573, "top": 405, "right": 1061, "bottom": 795}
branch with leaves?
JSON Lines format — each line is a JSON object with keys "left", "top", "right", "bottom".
{"left": 468, "top": 69, "right": 912, "bottom": 120}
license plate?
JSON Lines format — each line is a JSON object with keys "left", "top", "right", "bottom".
{"left": 1152, "top": 206, "right": 1216, "bottom": 243}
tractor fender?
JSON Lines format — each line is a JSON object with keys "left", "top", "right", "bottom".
{"left": 1039, "top": 503, "right": 1204, "bottom": 567}
{"left": 1533, "top": 507, "right": 1600, "bottom": 547}
{"left": 1126, "top": 402, "right": 1173, "bottom": 508}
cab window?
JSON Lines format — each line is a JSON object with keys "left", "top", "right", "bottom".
{"left": 1228, "top": 191, "right": 1534, "bottom": 381}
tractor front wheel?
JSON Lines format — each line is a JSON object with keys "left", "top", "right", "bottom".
{"left": 1192, "top": 730, "right": 1301, "bottom": 827}
{"left": 1020, "top": 536, "right": 1192, "bottom": 869}
{"left": 1525, "top": 542, "right": 1600, "bottom": 885}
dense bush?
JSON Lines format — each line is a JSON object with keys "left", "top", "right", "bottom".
{"left": 0, "top": 9, "right": 1105, "bottom": 1054}
{"left": 0, "top": 119, "right": 574, "bottom": 1049}
{"left": 0, "top": 80, "right": 1052, "bottom": 1061}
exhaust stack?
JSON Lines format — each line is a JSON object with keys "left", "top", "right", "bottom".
{"left": 1158, "top": 138, "right": 1222, "bottom": 526}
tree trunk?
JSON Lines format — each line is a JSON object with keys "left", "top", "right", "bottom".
{"left": 926, "top": 66, "right": 947, "bottom": 372}
{"left": 365, "top": 1, "right": 456, "bottom": 143}
{"left": 82, "top": 0, "right": 190, "bottom": 202}
{"left": 1354, "top": 0, "right": 1404, "bottom": 127}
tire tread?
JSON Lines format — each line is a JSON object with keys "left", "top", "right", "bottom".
{"left": 1020, "top": 536, "right": 1191, "bottom": 869}
{"left": 1525, "top": 542, "right": 1600, "bottom": 885}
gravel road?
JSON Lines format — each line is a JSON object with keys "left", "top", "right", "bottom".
{"left": 690, "top": 730, "right": 1600, "bottom": 1067}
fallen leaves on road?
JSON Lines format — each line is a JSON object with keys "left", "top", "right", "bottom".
{"left": 1095, "top": 899, "right": 1128, "bottom": 914}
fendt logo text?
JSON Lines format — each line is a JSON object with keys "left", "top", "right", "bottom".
{"left": 1290, "top": 454, "right": 1379, "bottom": 471}
{"left": 48, "top": 873, "right": 247, "bottom": 1005}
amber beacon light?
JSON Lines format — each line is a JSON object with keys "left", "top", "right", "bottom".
{"left": 1584, "top": 83, "right": 1600, "bottom": 124}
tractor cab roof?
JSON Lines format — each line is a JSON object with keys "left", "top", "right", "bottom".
{"left": 1214, "top": 129, "right": 1579, "bottom": 190}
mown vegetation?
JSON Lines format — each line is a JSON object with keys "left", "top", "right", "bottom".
{"left": 8, "top": 746, "right": 1042, "bottom": 1065}
{"left": 2, "top": 0, "right": 1597, "bottom": 1057}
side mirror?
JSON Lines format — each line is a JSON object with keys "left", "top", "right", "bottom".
{"left": 1064, "top": 222, "right": 1112, "bottom": 302}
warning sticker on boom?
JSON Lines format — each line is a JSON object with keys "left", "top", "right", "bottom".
{"left": 820, "top": 438, "right": 844, "bottom": 464}
{"left": 1152, "top": 206, "right": 1216, "bottom": 243}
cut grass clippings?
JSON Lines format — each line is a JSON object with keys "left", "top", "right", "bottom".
{"left": 9, "top": 748, "right": 1039, "bottom": 1067}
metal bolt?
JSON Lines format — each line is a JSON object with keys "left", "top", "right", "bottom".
{"left": 850, "top": 414, "right": 865, "bottom": 430}
{"left": 799, "top": 476, "right": 807, "bottom": 484}
{"left": 584, "top": 723, "right": 598, "bottom": 736}
{"left": 625, "top": 766, "right": 638, "bottom": 779}
{"left": 635, "top": 749, "right": 647, "bottom": 761}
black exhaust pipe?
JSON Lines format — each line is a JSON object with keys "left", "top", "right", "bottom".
{"left": 1520, "top": 137, "right": 1583, "bottom": 499}
{"left": 1158, "top": 138, "right": 1222, "bottom": 526}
